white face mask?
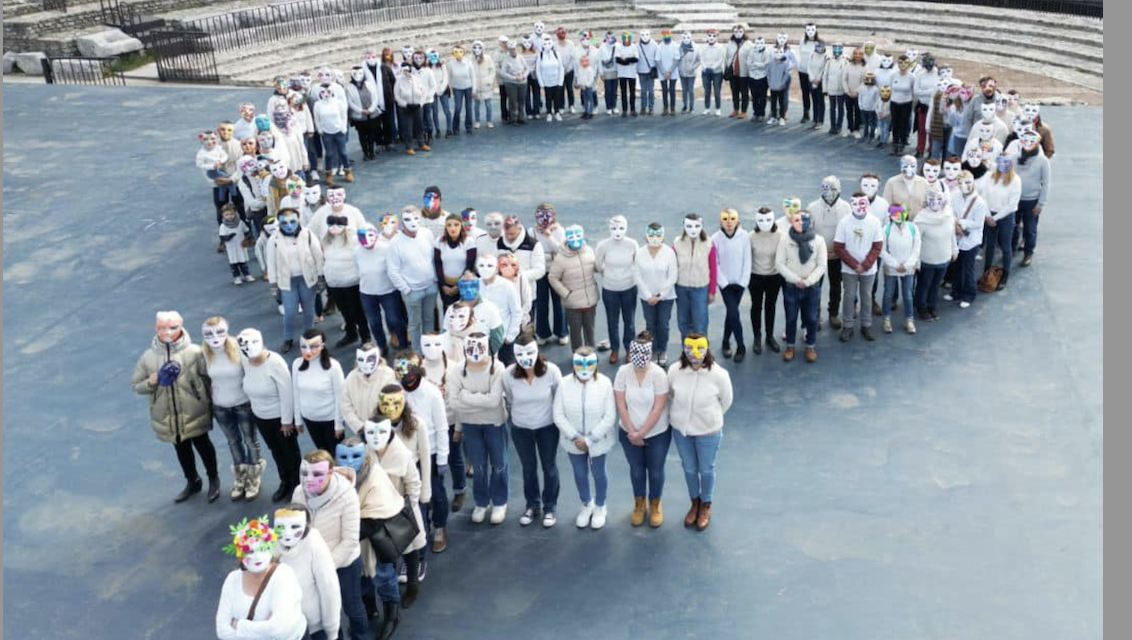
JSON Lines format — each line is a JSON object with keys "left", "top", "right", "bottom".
{"left": 302, "top": 185, "right": 321, "bottom": 205}
{"left": 201, "top": 322, "right": 228, "bottom": 351}
{"left": 421, "top": 334, "right": 445, "bottom": 361}
{"left": 270, "top": 160, "right": 288, "bottom": 180}
{"left": 1022, "top": 103, "right": 1039, "bottom": 120}
{"left": 476, "top": 254, "right": 498, "bottom": 280}
{"left": 851, "top": 197, "right": 870, "bottom": 219}
{"left": 401, "top": 211, "right": 420, "bottom": 232}
{"left": 927, "top": 193, "right": 946, "bottom": 212}
{"left": 754, "top": 37, "right": 766, "bottom": 51}
{"left": 754, "top": 212, "right": 775, "bottom": 232}
{"left": 776, "top": 33, "right": 788, "bottom": 46}
{"left": 465, "top": 335, "right": 489, "bottom": 363}
{"left": 237, "top": 329, "right": 265, "bottom": 359}
{"left": 363, "top": 419, "right": 393, "bottom": 453}
{"left": 326, "top": 188, "right": 345, "bottom": 207}
{"left": 860, "top": 178, "right": 879, "bottom": 197}
{"left": 447, "top": 305, "right": 471, "bottom": 332}
{"left": 966, "top": 148, "right": 982, "bottom": 166}
{"left": 980, "top": 103, "right": 997, "bottom": 122}
{"left": 959, "top": 177, "right": 976, "bottom": 195}
{"left": 683, "top": 218, "right": 702, "bottom": 238}
{"left": 484, "top": 213, "right": 504, "bottom": 238}
{"left": 977, "top": 122, "right": 994, "bottom": 141}
{"left": 350, "top": 69, "right": 365, "bottom": 82}
{"left": 275, "top": 513, "right": 307, "bottom": 550}
{"left": 805, "top": 25, "right": 817, "bottom": 38}
{"left": 355, "top": 346, "right": 380, "bottom": 375}
{"left": 242, "top": 549, "right": 273, "bottom": 574}
{"left": 640, "top": 30, "right": 651, "bottom": 42}
{"left": 608, "top": 216, "right": 627, "bottom": 241}
{"left": 923, "top": 164, "right": 940, "bottom": 183}
{"left": 681, "top": 33, "right": 692, "bottom": 46}
{"left": 943, "top": 161, "right": 962, "bottom": 181}
{"left": 901, "top": 158, "right": 918, "bottom": 179}
{"left": 706, "top": 34, "right": 717, "bottom": 45}
{"left": 514, "top": 342, "right": 539, "bottom": 369}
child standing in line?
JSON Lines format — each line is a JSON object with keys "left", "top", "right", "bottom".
{"left": 876, "top": 85, "right": 893, "bottom": 148}
{"left": 219, "top": 203, "right": 256, "bottom": 286}
{"left": 858, "top": 72, "right": 879, "bottom": 143}
{"left": 574, "top": 55, "right": 599, "bottom": 119}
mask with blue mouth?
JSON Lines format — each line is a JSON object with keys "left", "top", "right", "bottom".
{"left": 335, "top": 439, "right": 367, "bottom": 472}
{"left": 572, "top": 350, "right": 598, "bottom": 381}
{"left": 458, "top": 276, "right": 481, "bottom": 302}
{"left": 799, "top": 211, "right": 813, "bottom": 233}
{"left": 564, "top": 224, "right": 585, "bottom": 251}
{"left": 278, "top": 211, "right": 301, "bottom": 236}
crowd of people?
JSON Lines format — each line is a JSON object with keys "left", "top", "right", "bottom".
{"left": 171, "top": 19, "right": 1057, "bottom": 640}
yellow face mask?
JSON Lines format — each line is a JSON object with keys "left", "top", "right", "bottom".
{"left": 683, "top": 336, "right": 709, "bottom": 365}
{"left": 782, "top": 197, "right": 802, "bottom": 218}
{"left": 379, "top": 391, "right": 406, "bottom": 422}
{"left": 719, "top": 208, "right": 740, "bottom": 234}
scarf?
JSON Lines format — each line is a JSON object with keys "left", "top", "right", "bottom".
{"left": 1018, "top": 146, "right": 1039, "bottom": 166}
{"left": 355, "top": 457, "right": 371, "bottom": 488}
{"left": 968, "top": 163, "right": 988, "bottom": 180}
{"left": 306, "top": 473, "right": 337, "bottom": 513}
{"left": 790, "top": 226, "right": 817, "bottom": 265}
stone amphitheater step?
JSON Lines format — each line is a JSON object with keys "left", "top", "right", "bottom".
{"left": 3, "top": 0, "right": 45, "bottom": 18}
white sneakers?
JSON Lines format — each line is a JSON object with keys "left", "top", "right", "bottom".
{"left": 854, "top": 131, "right": 863, "bottom": 139}
{"left": 883, "top": 317, "right": 893, "bottom": 333}
{"left": 490, "top": 504, "right": 507, "bottom": 525}
{"left": 557, "top": 336, "right": 570, "bottom": 346}
{"left": 778, "top": 118, "right": 786, "bottom": 126}
{"left": 555, "top": 112, "right": 563, "bottom": 121}
{"left": 542, "top": 511, "right": 557, "bottom": 528}
{"left": 519, "top": 507, "right": 536, "bottom": 526}
{"left": 715, "top": 108, "right": 722, "bottom": 116}
{"left": 703, "top": 108, "right": 710, "bottom": 115}
{"left": 309, "top": 169, "right": 319, "bottom": 181}
{"left": 906, "top": 319, "right": 917, "bottom": 334}
{"left": 959, "top": 301, "right": 971, "bottom": 309}
{"left": 575, "top": 502, "right": 594, "bottom": 528}
{"left": 536, "top": 336, "right": 549, "bottom": 346}
{"left": 244, "top": 274, "right": 256, "bottom": 283}
{"left": 547, "top": 114, "right": 553, "bottom": 123}
{"left": 766, "top": 117, "right": 776, "bottom": 125}
{"left": 487, "top": 122, "right": 494, "bottom": 129}
{"left": 277, "top": 304, "right": 285, "bottom": 316}
{"left": 473, "top": 122, "right": 481, "bottom": 129}
{"left": 569, "top": 106, "right": 577, "bottom": 114}
{"left": 943, "top": 293, "right": 955, "bottom": 302}
{"left": 607, "top": 109, "right": 613, "bottom": 116}
{"left": 591, "top": 505, "right": 607, "bottom": 530}
{"left": 234, "top": 277, "right": 244, "bottom": 286}
{"left": 471, "top": 506, "right": 487, "bottom": 523}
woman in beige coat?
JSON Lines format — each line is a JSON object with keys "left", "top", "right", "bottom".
{"left": 548, "top": 224, "right": 599, "bottom": 350}
{"left": 377, "top": 384, "right": 432, "bottom": 589}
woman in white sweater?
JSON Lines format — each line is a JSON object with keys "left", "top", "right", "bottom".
{"left": 880, "top": 205, "right": 922, "bottom": 334}
{"left": 912, "top": 190, "right": 958, "bottom": 321}
{"left": 321, "top": 214, "right": 370, "bottom": 348}
{"left": 238, "top": 327, "right": 299, "bottom": 503}
{"left": 595, "top": 215, "right": 639, "bottom": 365}
{"left": 215, "top": 517, "right": 306, "bottom": 640}
{"left": 502, "top": 336, "right": 563, "bottom": 528}
{"left": 290, "top": 450, "right": 371, "bottom": 640}
{"left": 356, "top": 219, "right": 409, "bottom": 353}
{"left": 266, "top": 207, "right": 325, "bottom": 354}
{"left": 712, "top": 208, "right": 751, "bottom": 362}
{"left": 667, "top": 333, "right": 733, "bottom": 532}
{"left": 274, "top": 504, "right": 341, "bottom": 640}
{"left": 290, "top": 328, "right": 345, "bottom": 454}
{"left": 553, "top": 347, "right": 617, "bottom": 530}
{"left": 202, "top": 316, "right": 264, "bottom": 501}
{"left": 447, "top": 332, "right": 510, "bottom": 524}
{"left": 634, "top": 222, "right": 678, "bottom": 366}
{"left": 981, "top": 155, "right": 1023, "bottom": 290}
{"left": 614, "top": 332, "right": 670, "bottom": 528}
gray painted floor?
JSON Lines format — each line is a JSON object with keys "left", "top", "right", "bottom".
{"left": 2, "top": 84, "right": 1102, "bottom": 640}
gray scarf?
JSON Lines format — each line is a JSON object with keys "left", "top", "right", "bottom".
{"left": 790, "top": 226, "right": 817, "bottom": 265}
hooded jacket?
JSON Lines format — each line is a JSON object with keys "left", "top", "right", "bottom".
{"left": 548, "top": 243, "right": 599, "bottom": 309}
{"left": 291, "top": 466, "right": 362, "bottom": 569}
{"left": 131, "top": 330, "right": 212, "bottom": 444}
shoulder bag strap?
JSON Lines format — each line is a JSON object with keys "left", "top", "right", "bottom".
{"left": 246, "top": 561, "right": 279, "bottom": 621}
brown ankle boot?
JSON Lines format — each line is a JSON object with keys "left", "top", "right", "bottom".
{"left": 648, "top": 498, "right": 663, "bottom": 528}
{"left": 684, "top": 497, "right": 701, "bottom": 528}
{"left": 696, "top": 501, "right": 712, "bottom": 531}
{"left": 631, "top": 497, "right": 647, "bottom": 527}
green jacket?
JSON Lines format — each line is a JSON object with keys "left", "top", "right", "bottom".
{"left": 131, "top": 330, "right": 212, "bottom": 444}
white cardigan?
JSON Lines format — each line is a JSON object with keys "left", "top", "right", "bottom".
{"left": 553, "top": 374, "right": 617, "bottom": 457}
{"left": 215, "top": 563, "right": 306, "bottom": 640}
{"left": 279, "top": 528, "right": 341, "bottom": 639}
{"left": 666, "top": 362, "right": 733, "bottom": 437}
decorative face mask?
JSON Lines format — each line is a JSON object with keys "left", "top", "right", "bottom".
{"left": 401, "top": 45, "right": 413, "bottom": 60}
{"left": 851, "top": 196, "right": 870, "bottom": 218}
{"left": 959, "top": 175, "right": 976, "bottom": 196}
{"left": 269, "top": 159, "right": 288, "bottom": 180}
{"left": 880, "top": 54, "right": 893, "bottom": 69}
{"left": 460, "top": 208, "right": 478, "bottom": 231}
{"left": 541, "top": 35, "right": 553, "bottom": 50}
{"left": 608, "top": 215, "right": 628, "bottom": 240}
{"left": 472, "top": 43, "right": 483, "bottom": 56}
{"left": 860, "top": 177, "right": 879, "bottom": 198}
{"left": 155, "top": 311, "right": 183, "bottom": 344}
{"left": 350, "top": 67, "right": 365, "bottom": 83}
{"left": 508, "top": 341, "right": 537, "bottom": 370}
{"left": 256, "top": 131, "right": 275, "bottom": 151}
{"left": 943, "top": 161, "right": 962, "bottom": 182}
{"left": 731, "top": 27, "right": 744, "bottom": 40}
{"left": 706, "top": 32, "right": 717, "bottom": 45}
{"left": 923, "top": 163, "right": 940, "bottom": 183}
{"left": 240, "top": 136, "right": 258, "bottom": 155}
{"left": 646, "top": 225, "right": 665, "bottom": 247}
{"left": 426, "top": 50, "right": 440, "bottom": 65}
{"left": 719, "top": 209, "right": 740, "bottom": 234}
{"left": 754, "top": 37, "right": 766, "bottom": 51}
{"left": 995, "top": 156, "right": 1013, "bottom": 174}
{"left": 412, "top": 52, "right": 425, "bottom": 67}
{"left": 1012, "top": 117, "right": 1031, "bottom": 138}
{"left": 535, "top": 206, "right": 556, "bottom": 229}
{"left": 832, "top": 44, "right": 843, "bottom": 58}
{"left": 797, "top": 212, "right": 813, "bottom": 233}
{"left": 980, "top": 102, "right": 997, "bottom": 123}
{"left": 525, "top": 37, "right": 537, "bottom": 49}
{"left": 965, "top": 147, "right": 982, "bottom": 167}
{"left": 920, "top": 52, "right": 935, "bottom": 70}
{"left": 239, "top": 103, "right": 256, "bottom": 120}
{"left": 299, "top": 334, "right": 324, "bottom": 362}
{"left": 326, "top": 187, "right": 346, "bottom": 207}
{"left": 299, "top": 459, "right": 331, "bottom": 496}
{"left": 783, "top": 197, "right": 802, "bottom": 218}
{"left": 224, "top": 517, "right": 279, "bottom": 573}
{"left": 683, "top": 336, "right": 709, "bottom": 365}
{"left": 573, "top": 352, "right": 598, "bottom": 381}
{"left": 237, "top": 155, "right": 258, "bottom": 176}
{"left": 939, "top": 65, "right": 952, "bottom": 80}
{"left": 380, "top": 214, "right": 399, "bottom": 237}
{"left": 976, "top": 121, "right": 994, "bottom": 142}
{"left": 662, "top": 30, "right": 672, "bottom": 44}
{"left": 754, "top": 210, "right": 775, "bottom": 232}
{"left": 927, "top": 191, "right": 946, "bottom": 212}
{"left": 683, "top": 216, "right": 703, "bottom": 238}
{"left": 864, "top": 42, "right": 876, "bottom": 56}
{"left": 363, "top": 419, "right": 393, "bottom": 453}
{"left": 880, "top": 86, "right": 892, "bottom": 100}
{"left": 821, "top": 176, "right": 841, "bottom": 203}
{"left": 813, "top": 41, "right": 825, "bottom": 55}
{"left": 805, "top": 24, "right": 817, "bottom": 38}
{"left": 421, "top": 333, "right": 445, "bottom": 361}
{"left": 629, "top": 340, "right": 652, "bottom": 369}
{"left": 401, "top": 210, "right": 421, "bottom": 233}
{"left": 452, "top": 46, "right": 465, "bottom": 61}
{"left": 379, "top": 389, "right": 406, "bottom": 422}
{"left": 1022, "top": 103, "right": 1039, "bottom": 120}
{"left": 255, "top": 114, "right": 274, "bottom": 133}
{"left": 255, "top": 156, "right": 271, "bottom": 173}
{"left": 996, "top": 94, "right": 1010, "bottom": 113}
{"left": 484, "top": 212, "right": 504, "bottom": 238}
{"left": 447, "top": 304, "right": 472, "bottom": 332}
{"left": 901, "top": 156, "right": 918, "bottom": 178}
{"left": 1020, "top": 131, "right": 1041, "bottom": 152}
{"left": 476, "top": 254, "right": 498, "bottom": 281}
{"left": 263, "top": 218, "right": 278, "bottom": 236}
{"left": 201, "top": 320, "right": 228, "bottom": 351}
{"left": 279, "top": 211, "right": 300, "bottom": 236}
{"left": 888, "top": 205, "right": 908, "bottom": 224}
{"left": 198, "top": 131, "right": 218, "bottom": 148}
{"left": 334, "top": 441, "right": 366, "bottom": 473}
{"left": 498, "top": 256, "right": 519, "bottom": 279}
{"left": 464, "top": 334, "right": 489, "bottom": 363}
{"left": 237, "top": 328, "right": 264, "bottom": 359}
{"left": 776, "top": 32, "right": 788, "bottom": 46}
{"left": 534, "top": 21, "right": 545, "bottom": 35}
{"left": 285, "top": 176, "right": 304, "bottom": 198}
{"left": 564, "top": 225, "right": 585, "bottom": 250}
{"left": 355, "top": 345, "right": 379, "bottom": 375}
{"left": 458, "top": 277, "right": 481, "bottom": 302}
{"left": 273, "top": 509, "right": 308, "bottom": 550}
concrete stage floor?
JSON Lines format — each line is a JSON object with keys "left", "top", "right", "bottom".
{"left": 2, "top": 84, "right": 1102, "bottom": 640}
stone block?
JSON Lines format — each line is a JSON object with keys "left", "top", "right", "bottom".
{"left": 75, "top": 29, "right": 144, "bottom": 58}
{"left": 14, "top": 51, "right": 47, "bottom": 75}
{"left": 3, "top": 51, "right": 17, "bottom": 74}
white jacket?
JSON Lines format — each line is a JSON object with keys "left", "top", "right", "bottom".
{"left": 553, "top": 374, "right": 617, "bottom": 457}
{"left": 666, "top": 362, "right": 733, "bottom": 437}
{"left": 394, "top": 71, "right": 428, "bottom": 107}
{"left": 279, "top": 528, "right": 341, "bottom": 640}
{"left": 536, "top": 47, "right": 566, "bottom": 88}
{"left": 339, "top": 365, "right": 398, "bottom": 433}
{"left": 376, "top": 436, "right": 426, "bottom": 553}
{"left": 880, "top": 221, "right": 922, "bottom": 276}
{"left": 267, "top": 229, "right": 324, "bottom": 290}
{"left": 712, "top": 228, "right": 752, "bottom": 289}
{"left": 291, "top": 467, "right": 361, "bottom": 569}
{"left": 215, "top": 564, "right": 306, "bottom": 640}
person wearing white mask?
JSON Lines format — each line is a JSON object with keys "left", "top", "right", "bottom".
{"left": 355, "top": 218, "right": 409, "bottom": 353}
{"left": 202, "top": 316, "right": 265, "bottom": 502}
{"left": 798, "top": 23, "right": 821, "bottom": 123}
{"left": 944, "top": 170, "right": 987, "bottom": 308}
{"left": 595, "top": 215, "right": 639, "bottom": 364}
{"left": 340, "top": 342, "right": 397, "bottom": 436}
{"left": 912, "top": 190, "right": 958, "bottom": 322}
{"left": 599, "top": 31, "right": 621, "bottom": 115}
{"left": 746, "top": 207, "right": 784, "bottom": 356}
{"left": 808, "top": 176, "right": 850, "bottom": 329}
{"left": 834, "top": 193, "right": 885, "bottom": 342}
{"left": 503, "top": 335, "right": 563, "bottom": 528}
{"left": 273, "top": 504, "right": 342, "bottom": 640}
{"left": 766, "top": 35, "right": 797, "bottom": 125}
{"left": 554, "top": 347, "right": 617, "bottom": 530}
{"left": 724, "top": 24, "right": 752, "bottom": 118}
{"left": 673, "top": 213, "right": 717, "bottom": 339}
{"left": 536, "top": 33, "right": 566, "bottom": 122}
{"left": 345, "top": 65, "right": 382, "bottom": 162}
{"left": 387, "top": 207, "right": 438, "bottom": 350}
{"left": 745, "top": 36, "right": 771, "bottom": 122}
{"left": 634, "top": 222, "right": 678, "bottom": 366}
{"left": 238, "top": 328, "right": 297, "bottom": 504}
{"left": 980, "top": 154, "right": 1023, "bottom": 291}
{"left": 677, "top": 31, "right": 701, "bottom": 114}
{"left": 712, "top": 208, "right": 751, "bottom": 362}
{"left": 470, "top": 41, "right": 496, "bottom": 129}
{"left": 636, "top": 29, "right": 660, "bottom": 114}
{"left": 476, "top": 252, "right": 522, "bottom": 364}
{"left": 883, "top": 155, "right": 932, "bottom": 221}
{"left": 860, "top": 173, "right": 892, "bottom": 315}
{"left": 700, "top": 28, "right": 725, "bottom": 115}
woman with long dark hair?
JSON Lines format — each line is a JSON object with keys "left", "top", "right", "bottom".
{"left": 291, "top": 328, "right": 345, "bottom": 454}
{"left": 503, "top": 334, "right": 563, "bottom": 528}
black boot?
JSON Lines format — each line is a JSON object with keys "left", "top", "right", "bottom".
{"left": 733, "top": 344, "right": 746, "bottom": 363}
{"left": 271, "top": 483, "right": 290, "bottom": 503}
{"left": 280, "top": 340, "right": 294, "bottom": 354}
{"left": 765, "top": 336, "right": 781, "bottom": 353}
{"left": 174, "top": 477, "right": 203, "bottom": 503}
{"left": 721, "top": 341, "right": 733, "bottom": 359}
{"left": 207, "top": 475, "right": 221, "bottom": 503}
{"left": 751, "top": 334, "right": 763, "bottom": 355}
{"left": 380, "top": 601, "right": 401, "bottom": 640}
{"left": 402, "top": 582, "right": 420, "bottom": 609}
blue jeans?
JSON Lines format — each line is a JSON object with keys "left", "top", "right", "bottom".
{"left": 526, "top": 77, "right": 542, "bottom": 116}
{"left": 984, "top": 213, "right": 1016, "bottom": 277}
{"left": 568, "top": 452, "right": 608, "bottom": 506}
{"left": 883, "top": 274, "right": 915, "bottom": 320}
{"left": 206, "top": 169, "right": 238, "bottom": 203}
{"left": 640, "top": 297, "right": 674, "bottom": 358}
{"left": 680, "top": 75, "right": 696, "bottom": 110}
{"left": 337, "top": 557, "right": 371, "bottom": 640}
{"left": 374, "top": 561, "right": 399, "bottom": 604}
{"left": 581, "top": 87, "right": 597, "bottom": 115}
{"left": 453, "top": 87, "right": 473, "bottom": 132}
{"left": 639, "top": 73, "right": 656, "bottom": 111}
{"left": 782, "top": 284, "right": 819, "bottom": 347}
{"left": 719, "top": 284, "right": 745, "bottom": 347}
{"left": 660, "top": 78, "right": 677, "bottom": 110}
{"left": 675, "top": 284, "right": 708, "bottom": 339}
{"left": 862, "top": 110, "right": 877, "bottom": 140}
{"left": 671, "top": 429, "right": 722, "bottom": 503}
{"left": 1013, "top": 198, "right": 1040, "bottom": 257}
{"left": 950, "top": 134, "right": 967, "bottom": 158}
{"left": 462, "top": 423, "right": 509, "bottom": 507}
{"left": 511, "top": 424, "right": 560, "bottom": 512}
{"left": 473, "top": 96, "right": 493, "bottom": 124}
{"left": 320, "top": 131, "right": 349, "bottom": 172}
{"left": 304, "top": 134, "right": 320, "bottom": 171}
{"left": 401, "top": 283, "right": 438, "bottom": 351}
{"left": 878, "top": 117, "right": 891, "bottom": 144}
{"left": 212, "top": 402, "right": 259, "bottom": 466}
{"left": 422, "top": 102, "right": 435, "bottom": 137}
{"left": 603, "top": 77, "right": 618, "bottom": 110}
{"left": 914, "top": 262, "right": 949, "bottom": 312}
{"left": 828, "top": 93, "right": 846, "bottom": 130}
{"left": 702, "top": 70, "right": 723, "bottom": 109}
{"left": 535, "top": 274, "right": 568, "bottom": 340}
{"left": 811, "top": 84, "right": 825, "bottom": 124}
{"left": 954, "top": 247, "right": 979, "bottom": 303}
{"left": 438, "top": 93, "right": 453, "bottom": 133}
{"left": 280, "top": 276, "right": 316, "bottom": 341}
{"left": 448, "top": 423, "right": 466, "bottom": 494}
{"left": 360, "top": 291, "right": 408, "bottom": 353}
{"left": 602, "top": 286, "right": 637, "bottom": 354}
{"left": 430, "top": 452, "right": 450, "bottom": 528}
{"left": 619, "top": 428, "right": 671, "bottom": 500}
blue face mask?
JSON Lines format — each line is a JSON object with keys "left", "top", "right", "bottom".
{"left": 280, "top": 217, "right": 300, "bottom": 236}
{"left": 800, "top": 214, "right": 813, "bottom": 233}
{"left": 423, "top": 193, "right": 439, "bottom": 211}
{"left": 565, "top": 229, "right": 585, "bottom": 251}
{"left": 995, "top": 156, "right": 1013, "bottom": 174}
{"left": 427, "top": 52, "right": 440, "bottom": 64}
{"left": 335, "top": 442, "right": 366, "bottom": 472}
{"left": 458, "top": 278, "right": 481, "bottom": 302}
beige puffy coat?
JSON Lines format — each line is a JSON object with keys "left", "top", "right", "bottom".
{"left": 130, "top": 331, "right": 212, "bottom": 444}
{"left": 291, "top": 467, "right": 361, "bottom": 569}
{"left": 548, "top": 244, "right": 599, "bottom": 309}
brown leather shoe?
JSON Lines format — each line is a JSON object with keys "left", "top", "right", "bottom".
{"left": 683, "top": 498, "right": 701, "bottom": 528}
{"left": 805, "top": 347, "right": 817, "bottom": 363}
{"left": 696, "top": 501, "right": 712, "bottom": 531}
{"left": 631, "top": 497, "right": 646, "bottom": 527}
{"left": 609, "top": 351, "right": 619, "bottom": 365}
{"left": 782, "top": 347, "right": 795, "bottom": 362}
{"left": 648, "top": 498, "right": 663, "bottom": 528}
{"left": 431, "top": 527, "right": 448, "bottom": 554}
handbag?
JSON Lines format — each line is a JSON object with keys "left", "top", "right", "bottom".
{"left": 640, "top": 43, "right": 657, "bottom": 79}
{"left": 368, "top": 497, "right": 421, "bottom": 563}
{"left": 978, "top": 266, "right": 1003, "bottom": 293}
{"left": 246, "top": 561, "right": 279, "bottom": 620}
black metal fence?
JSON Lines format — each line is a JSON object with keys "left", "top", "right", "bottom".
{"left": 41, "top": 56, "right": 127, "bottom": 85}
{"left": 182, "top": 0, "right": 575, "bottom": 53}
{"left": 150, "top": 29, "right": 220, "bottom": 83}
{"left": 907, "top": 0, "right": 1101, "bottom": 18}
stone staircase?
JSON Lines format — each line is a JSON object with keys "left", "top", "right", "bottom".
{"left": 633, "top": 0, "right": 737, "bottom": 33}
{"left": 2, "top": 0, "right": 213, "bottom": 54}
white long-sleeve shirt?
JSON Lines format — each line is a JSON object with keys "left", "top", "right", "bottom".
{"left": 205, "top": 351, "right": 250, "bottom": 409}
{"left": 880, "top": 221, "right": 922, "bottom": 276}
{"left": 242, "top": 353, "right": 293, "bottom": 424}
{"left": 594, "top": 237, "right": 639, "bottom": 292}
{"left": 954, "top": 193, "right": 988, "bottom": 251}
{"left": 291, "top": 357, "right": 345, "bottom": 431}
{"left": 446, "top": 57, "right": 477, "bottom": 91}
{"left": 215, "top": 564, "right": 306, "bottom": 640}
{"left": 634, "top": 244, "right": 678, "bottom": 301}
{"left": 712, "top": 229, "right": 752, "bottom": 289}
{"left": 355, "top": 237, "right": 396, "bottom": 296}
{"left": 502, "top": 362, "right": 562, "bottom": 429}
{"left": 980, "top": 174, "right": 1023, "bottom": 221}
{"left": 405, "top": 380, "right": 449, "bottom": 462}
{"left": 387, "top": 229, "right": 436, "bottom": 294}
{"left": 313, "top": 97, "right": 348, "bottom": 134}
{"left": 481, "top": 277, "right": 522, "bottom": 342}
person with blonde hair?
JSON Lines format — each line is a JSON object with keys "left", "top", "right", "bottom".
{"left": 201, "top": 316, "right": 264, "bottom": 501}
{"left": 981, "top": 154, "right": 1023, "bottom": 290}
{"left": 554, "top": 346, "right": 617, "bottom": 530}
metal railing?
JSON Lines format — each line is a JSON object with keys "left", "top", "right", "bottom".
{"left": 150, "top": 29, "right": 220, "bottom": 83}
{"left": 41, "top": 56, "right": 127, "bottom": 85}
{"left": 182, "top": 0, "right": 575, "bottom": 53}
{"left": 904, "top": 0, "right": 1101, "bottom": 18}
